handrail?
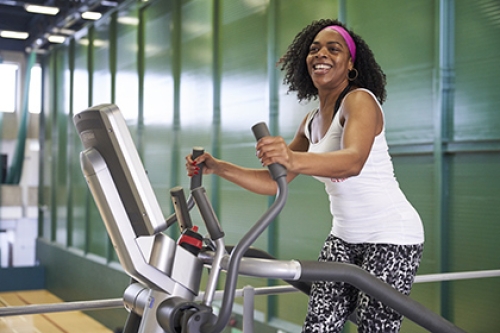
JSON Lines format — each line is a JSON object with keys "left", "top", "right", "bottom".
{"left": 1, "top": 268, "right": 498, "bottom": 317}
{"left": 414, "top": 269, "right": 500, "bottom": 283}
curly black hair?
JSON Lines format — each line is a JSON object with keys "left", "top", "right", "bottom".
{"left": 279, "top": 19, "right": 387, "bottom": 104}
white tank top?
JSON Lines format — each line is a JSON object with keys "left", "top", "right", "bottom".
{"left": 305, "top": 89, "right": 424, "bottom": 245}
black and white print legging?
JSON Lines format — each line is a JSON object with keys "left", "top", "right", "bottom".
{"left": 302, "top": 235, "right": 424, "bottom": 333}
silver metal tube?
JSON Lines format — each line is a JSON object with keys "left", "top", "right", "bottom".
{"left": 242, "top": 286, "right": 255, "bottom": 333}
{"left": 0, "top": 298, "right": 123, "bottom": 317}
{"left": 203, "top": 238, "right": 226, "bottom": 306}
{"left": 233, "top": 257, "right": 301, "bottom": 280}
{"left": 415, "top": 269, "right": 500, "bottom": 283}
{"left": 208, "top": 254, "right": 302, "bottom": 281}
{"left": 195, "top": 285, "right": 298, "bottom": 302}
{"left": 1, "top": 267, "right": 497, "bottom": 319}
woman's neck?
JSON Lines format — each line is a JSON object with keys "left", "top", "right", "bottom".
{"left": 317, "top": 82, "right": 351, "bottom": 115}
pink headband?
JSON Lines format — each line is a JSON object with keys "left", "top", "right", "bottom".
{"left": 322, "top": 25, "right": 356, "bottom": 63}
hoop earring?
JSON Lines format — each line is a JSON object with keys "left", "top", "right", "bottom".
{"left": 348, "top": 68, "right": 358, "bottom": 81}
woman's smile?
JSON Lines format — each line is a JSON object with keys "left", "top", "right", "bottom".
{"left": 312, "top": 63, "right": 333, "bottom": 75}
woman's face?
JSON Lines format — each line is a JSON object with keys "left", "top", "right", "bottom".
{"left": 306, "top": 28, "right": 353, "bottom": 91}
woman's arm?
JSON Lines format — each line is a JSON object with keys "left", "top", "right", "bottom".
{"left": 256, "top": 90, "right": 383, "bottom": 179}
{"left": 186, "top": 117, "right": 311, "bottom": 196}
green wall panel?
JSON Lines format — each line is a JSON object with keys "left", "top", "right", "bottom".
{"left": 40, "top": 55, "right": 54, "bottom": 241}
{"left": 115, "top": 7, "right": 139, "bottom": 123}
{"left": 176, "top": 0, "right": 215, "bottom": 231}
{"left": 92, "top": 17, "right": 113, "bottom": 107}
{"left": 86, "top": 23, "right": 110, "bottom": 257}
{"left": 449, "top": 153, "right": 500, "bottom": 271}
{"left": 71, "top": 38, "right": 90, "bottom": 251}
{"left": 54, "top": 47, "right": 70, "bottom": 246}
{"left": 142, "top": 0, "right": 176, "bottom": 216}
{"left": 454, "top": 0, "right": 500, "bottom": 142}
{"left": 216, "top": 0, "right": 272, "bottom": 315}
{"left": 218, "top": 0, "right": 269, "bottom": 253}
{"left": 68, "top": 119, "right": 88, "bottom": 251}
{"left": 349, "top": 0, "right": 436, "bottom": 144}
{"left": 87, "top": 200, "right": 108, "bottom": 257}
{"left": 447, "top": 153, "right": 500, "bottom": 331}
{"left": 449, "top": 278, "right": 500, "bottom": 333}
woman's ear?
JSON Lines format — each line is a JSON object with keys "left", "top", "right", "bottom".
{"left": 348, "top": 58, "right": 354, "bottom": 70}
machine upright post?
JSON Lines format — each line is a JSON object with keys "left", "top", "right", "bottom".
{"left": 242, "top": 286, "right": 255, "bottom": 333}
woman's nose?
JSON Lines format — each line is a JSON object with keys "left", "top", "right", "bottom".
{"left": 315, "top": 47, "right": 327, "bottom": 57}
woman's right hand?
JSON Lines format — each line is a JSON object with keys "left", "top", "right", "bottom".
{"left": 186, "top": 150, "right": 280, "bottom": 196}
{"left": 185, "top": 151, "right": 219, "bottom": 177}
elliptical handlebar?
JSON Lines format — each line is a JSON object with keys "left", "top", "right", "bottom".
{"left": 166, "top": 147, "right": 205, "bottom": 228}
{"left": 251, "top": 122, "right": 287, "bottom": 181}
{"left": 199, "top": 122, "right": 288, "bottom": 333}
{"left": 189, "top": 147, "right": 205, "bottom": 191}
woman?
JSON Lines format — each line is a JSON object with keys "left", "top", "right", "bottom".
{"left": 186, "top": 19, "right": 424, "bottom": 333}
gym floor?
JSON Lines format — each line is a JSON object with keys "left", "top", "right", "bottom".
{"left": 0, "top": 290, "right": 111, "bottom": 333}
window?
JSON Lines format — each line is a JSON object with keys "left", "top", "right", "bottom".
{"left": 0, "top": 62, "right": 42, "bottom": 114}
{"left": 0, "top": 63, "right": 18, "bottom": 113}
{"left": 29, "top": 64, "right": 42, "bottom": 114}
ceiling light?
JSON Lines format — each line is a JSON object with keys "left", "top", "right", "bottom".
{"left": 25, "top": 4, "right": 60, "bottom": 15}
{"left": 81, "top": 11, "right": 102, "bottom": 20}
{"left": 117, "top": 16, "right": 139, "bottom": 26}
{"left": 52, "top": 28, "right": 75, "bottom": 36}
{"left": 48, "top": 35, "right": 66, "bottom": 43}
{"left": 0, "top": 30, "right": 29, "bottom": 40}
{"left": 101, "top": 1, "right": 118, "bottom": 6}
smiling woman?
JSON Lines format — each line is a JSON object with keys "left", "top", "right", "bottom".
{"left": 186, "top": 18, "right": 424, "bottom": 333}
{"left": 276, "top": 19, "right": 423, "bottom": 333}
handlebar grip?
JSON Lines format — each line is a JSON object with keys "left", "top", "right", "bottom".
{"left": 190, "top": 147, "right": 204, "bottom": 190}
{"left": 192, "top": 187, "right": 225, "bottom": 241}
{"left": 170, "top": 186, "right": 193, "bottom": 231}
{"left": 251, "top": 122, "right": 287, "bottom": 180}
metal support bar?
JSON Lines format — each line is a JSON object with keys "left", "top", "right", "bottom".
{"left": 242, "top": 286, "right": 255, "bottom": 333}
{"left": 0, "top": 298, "right": 123, "bottom": 317}
{"left": 0, "top": 268, "right": 498, "bottom": 318}
{"left": 415, "top": 269, "right": 500, "bottom": 283}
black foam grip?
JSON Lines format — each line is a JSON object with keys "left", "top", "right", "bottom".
{"left": 190, "top": 147, "right": 204, "bottom": 190}
{"left": 251, "top": 122, "right": 287, "bottom": 180}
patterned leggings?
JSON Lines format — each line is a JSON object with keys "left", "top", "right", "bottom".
{"left": 302, "top": 235, "right": 424, "bottom": 333}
